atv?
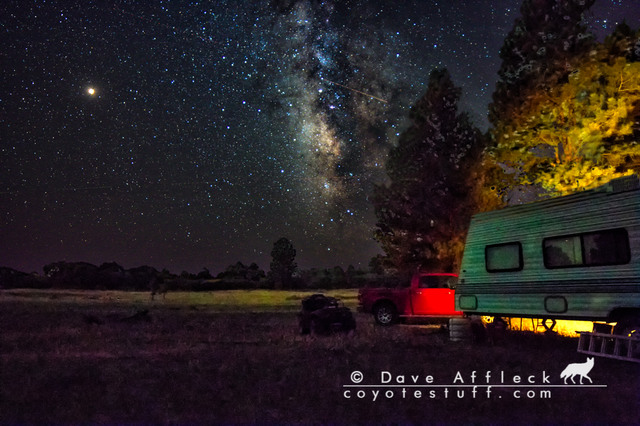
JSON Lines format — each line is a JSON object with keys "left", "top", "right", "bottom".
{"left": 298, "top": 294, "right": 356, "bottom": 335}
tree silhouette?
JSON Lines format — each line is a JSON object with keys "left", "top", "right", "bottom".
{"left": 372, "top": 69, "right": 484, "bottom": 273}
{"left": 270, "top": 237, "right": 297, "bottom": 289}
{"left": 489, "top": 0, "right": 596, "bottom": 127}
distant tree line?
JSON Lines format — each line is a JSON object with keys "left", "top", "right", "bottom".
{"left": 0, "top": 237, "right": 383, "bottom": 291}
{"left": 0, "top": 261, "right": 377, "bottom": 291}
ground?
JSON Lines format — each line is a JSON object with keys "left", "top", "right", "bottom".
{"left": 1, "top": 289, "right": 638, "bottom": 424}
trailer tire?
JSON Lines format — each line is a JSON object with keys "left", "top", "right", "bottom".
{"left": 613, "top": 314, "right": 640, "bottom": 339}
{"left": 373, "top": 302, "right": 397, "bottom": 326}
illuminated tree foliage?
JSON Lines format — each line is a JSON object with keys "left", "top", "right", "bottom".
{"left": 489, "top": 25, "right": 640, "bottom": 195}
{"left": 373, "top": 69, "right": 483, "bottom": 273}
{"left": 484, "top": 0, "right": 597, "bottom": 202}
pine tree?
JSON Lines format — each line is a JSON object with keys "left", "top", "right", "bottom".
{"left": 489, "top": 0, "right": 596, "bottom": 127}
{"left": 372, "top": 69, "right": 484, "bottom": 273}
{"left": 603, "top": 21, "right": 640, "bottom": 63}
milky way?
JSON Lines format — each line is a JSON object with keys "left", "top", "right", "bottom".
{"left": 1, "top": 0, "right": 637, "bottom": 274}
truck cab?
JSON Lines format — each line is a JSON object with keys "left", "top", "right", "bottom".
{"left": 358, "top": 272, "right": 462, "bottom": 325}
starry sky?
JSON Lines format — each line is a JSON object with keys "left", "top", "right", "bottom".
{"left": 1, "top": 0, "right": 638, "bottom": 275}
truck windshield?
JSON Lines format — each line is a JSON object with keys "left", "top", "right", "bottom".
{"left": 419, "top": 275, "right": 457, "bottom": 289}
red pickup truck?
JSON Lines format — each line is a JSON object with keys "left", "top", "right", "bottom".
{"left": 358, "top": 272, "right": 462, "bottom": 325}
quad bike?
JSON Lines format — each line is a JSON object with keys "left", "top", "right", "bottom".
{"left": 298, "top": 294, "right": 356, "bottom": 335}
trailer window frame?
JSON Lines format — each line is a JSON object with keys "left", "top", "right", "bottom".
{"left": 485, "top": 242, "right": 523, "bottom": 272}
{"left": 543, "top": 228, "right": 631, "bottom": 269}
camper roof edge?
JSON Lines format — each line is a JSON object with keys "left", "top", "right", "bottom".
{"left": 596, "top": 174, "right": 640, "bottom": 194}
{"left": 475, "top": 174, "right": 640, "bottom": 218}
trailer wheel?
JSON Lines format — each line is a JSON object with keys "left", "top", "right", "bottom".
{"left": 373, "top": 302, "right": 397, "bottom": 326}
{"left": 614, "top": 315, "right": 640, "bottom": 339}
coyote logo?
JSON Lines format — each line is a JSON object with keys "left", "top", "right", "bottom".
{"left": 560, "top": 357, "right": 594, "bottom": 384}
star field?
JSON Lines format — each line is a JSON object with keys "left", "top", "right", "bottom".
{"left": 1, "top": 0, "right": 637, "bottom": 274}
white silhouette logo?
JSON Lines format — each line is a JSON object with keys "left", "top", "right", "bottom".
{"left": 560, "top": 357, "right": 594, "bottom": 384}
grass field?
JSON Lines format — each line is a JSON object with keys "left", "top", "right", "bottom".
{"left": 1, "top": 289, "right": 638, "bottom": 424}
{"left": 0, "top": 288, "right": 360, "bottom": 311}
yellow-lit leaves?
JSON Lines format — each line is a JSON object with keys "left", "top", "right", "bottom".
{"left": 489, "top": 47, "right": 640, "bottom": 196}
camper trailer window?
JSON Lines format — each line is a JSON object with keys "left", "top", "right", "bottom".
{"left": 485, "top": 242, "right": 523, "bottom": 272}
{"left": 543, "top": 236, "right": 582, "bottom": 268}
{"left": 583, "top": 229, "right": 630, "bottom": 266}
{"left": 543, "top": 228, "right": 630, "bottom": 269}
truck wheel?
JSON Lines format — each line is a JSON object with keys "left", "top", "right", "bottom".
{"left": 373, "top": 303, "right": 397, "bottom": 326}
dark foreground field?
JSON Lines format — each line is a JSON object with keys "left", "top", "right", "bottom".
{"left": 1, "top": 290, "right": 638, "bottom": 425}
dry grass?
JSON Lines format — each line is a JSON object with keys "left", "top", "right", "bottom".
{"left": 1, "top": 290, "right": 638, "bottom": 424}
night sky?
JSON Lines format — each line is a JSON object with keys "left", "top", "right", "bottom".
{"left": 2, "top": 1, "right": 638, "bottom": 275}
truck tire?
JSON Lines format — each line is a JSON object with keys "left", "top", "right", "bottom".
{"left": 373, "top": 302, "right": 397, "bottom": 326}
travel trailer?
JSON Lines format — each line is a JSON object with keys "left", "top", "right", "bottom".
{"left": 456, "top": 175, "right": 640, "bottom": 334}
